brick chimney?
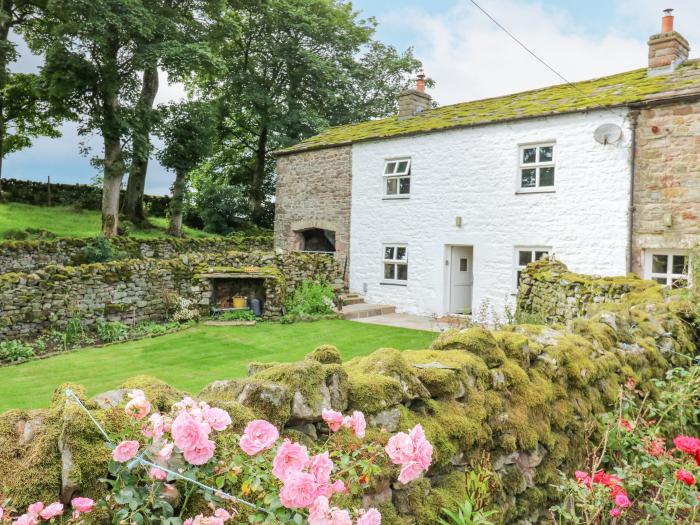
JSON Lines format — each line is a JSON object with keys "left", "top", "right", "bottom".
{"left": 648, "top": 9, "right": 689, "bottom": 75}
{"left": 398, "top": 72, "right": 431, "bottom": 120}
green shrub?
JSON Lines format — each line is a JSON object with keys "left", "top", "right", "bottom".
{"left": 81, "top": 236, "right": 127, "bottom": 264}
{"left": 0, "top": 341, "right": 35, "bottom": 363}
{"left": 217, "top": 309, "right": 257, "bottom": 321}
{"left": 284, "top": 280, "right": 336, "bottom": 318}
{"left": 96, "top": 320, "right": 129, "bottom": 343}
{"left": 132, "top": 321, "right": 173, "bottom": 337}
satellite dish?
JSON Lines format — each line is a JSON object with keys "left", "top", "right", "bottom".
{"left": 594, "top": 123, "right": 623, "bottom": 145}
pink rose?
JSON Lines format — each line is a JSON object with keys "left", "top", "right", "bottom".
{"left": 149, "top": 467, "right": 167, "bottom": 481}
{"left": 70, "top": 498, "right": 94, "bottom": 514}
{"left": 184, "top": 520, "right": 193, "bottom": 525}
{"left": 183, "top": 439, "right": 216, "bottom": 465}
{"left": 213, "top": 509, "right": 230, "bottom": 521}
{"left": 203, "top": 407, "right": 232, "bottom": 432}
{"left": 240, "top": 420, "right": 279, "bottom": 456}
{"left": 172, "top": 412, "right": 210, "bottom": 452}
{"left": 398, "top": 461, "right": 425, "bottom": 484}
{"left": 0, "top": 506, "right": 3, "bottom": 520}
{"left": 279, "top": 471, "right": 319, "bottom": 509}
{"left": 125, "top": 391, "right": 151, "bottom": 420}
{"left": 329, "top": 509, "right": 352, "bottom": 525}
{"left": 174, "top": 396, "right": 197, "bottom": 412}
{"left": 14, "top": 514, "right": 37, "bottom": 525}
{"left": 322, "top": 409, "right": 344, "bottom": 432}
{"left": 40, "top": 502, "right": 64, "bottom": 520}
{"left": 413, "top": 436, "right": 433, "bottom": 469}
{"left": 272, "top": 440, "right": 309, "bottom": 482}
{"left": 157, "top": 442, "right": 174, "bottom": 461}
{"left": 385, "top": 432, "right": 413, "bottom": 464}
{"left": 308, "top": 496, "right": 330, "bottom": 525}
{"left": 614, "top": 493, "right": 630, "bottom": 508}
{"left": 350, "top": 411, "right": 366, "bottom": 439}
{"left": 112, "top": 440, "right": 140, "bottom": 462}
{"left": 142, "top": 413, "right": 165, "bottom": 439}
{"left": 673, "top": 435, "right": 700, "bottom": 455}
{"left": 27, "top": 503, "right": 44, "bottom": 516}
{"left": 610, "top": 507, "right": 621, "bottom": 517}
{"left": 331, "top": 480, "right": 347, "bottom": 494}
{"left": 357, "top": 508, "right": 382, "bottom": 525}
{"left": 309, "top": 452, "right": 333, "bottom": 484}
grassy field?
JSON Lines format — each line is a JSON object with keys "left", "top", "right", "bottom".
{"left": 0, "top": 202, "right": 212, "bottom": 239}
{"left": 0, "top": 320, "right": 435, "bottom": 411}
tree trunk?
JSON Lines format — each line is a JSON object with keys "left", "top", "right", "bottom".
{"left": 250, "top": 124, "right": 268, "bottom": 224}
{"left": 167, "top": 168, "right": 186, "bottom": 237}
{"left": 0, "top": 13, "right": 11, "bottom": 197}
{"left": 123, "top": 64, "right": 159, "bottom": 223}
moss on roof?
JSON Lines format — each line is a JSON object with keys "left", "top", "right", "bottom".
{"left": 279, "top": 60, "right": 700, "bottom": 155}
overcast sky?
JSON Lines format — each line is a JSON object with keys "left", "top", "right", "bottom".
{"left": 6, "top": 0, "right": 699, "bottom": 195}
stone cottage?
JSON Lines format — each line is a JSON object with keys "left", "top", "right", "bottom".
{"left": 274, "top": 10, "right": 700, "bottom": 317}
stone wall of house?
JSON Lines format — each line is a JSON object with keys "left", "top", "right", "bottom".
{"left": 632, "top": 99, "right": 700, "bottom": 274}
{"left": 0, "top": 234, "right": 273, "bottom": 274}
{"left": 0, "top": 261, "right": 695, "bottom": 524}
{"left": 0, "top": 251, "right": 342, "bottom": 339}
{"left": 274, "top": 146, "right": 352, "bottom": 274}
{"left": 0, "top": 178, "right": 171, "bottom": 216}
{"left": 517, "top": 258, "right": 657, "bottom": 325}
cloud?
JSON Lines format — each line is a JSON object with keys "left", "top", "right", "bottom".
{"left": 383, "top": 0, "right": 660, "bottom": 105}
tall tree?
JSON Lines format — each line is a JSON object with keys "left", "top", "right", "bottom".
{"left": 0, "top": 0, "right": 62, "bottom": 189}
{"left": 27, "top": 0, "right": 187, "bottom": 236}
{"left": 155, "top": 100, "right": 216, "bottom": 236}
{"left": 195, "top": 0, "right": 423, "bottom": 226}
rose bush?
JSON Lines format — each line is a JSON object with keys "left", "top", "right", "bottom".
{"left": 0, "top": 498, "right": 95, "bottom": 525}
{"left": 100, "top": 389, "right": 432, "bottom": 524}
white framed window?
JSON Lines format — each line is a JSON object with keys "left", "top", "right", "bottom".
{"left": 514, "top": 247, "right": 551, "bottom": 289}
{"left": 384, "top": 158, "right": 411, "bottom": 197}
{"left": 644, "top": 250, "right": 689, "bottom": 288}
{"left": 383, "top": 244, "right": 408, "bottom": 283}
{"left": 518, "top": 143, "right": 555, "bottom": 191}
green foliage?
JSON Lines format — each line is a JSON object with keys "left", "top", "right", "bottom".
{"left": 0, "top": 340, "right": 35, "bottom": 364}
{"left": 80, "top": 236, "right": 127, "bottom": 263}
{"left": 186, "top": 174, "right": 252, "bottom": 235}
{"left": 216, "top": 309, "right": 256, "bottom": 322}
{"left": 438, "top": 499, "right": 497, "bottom": 525}
{"left": 284, "top": 280, "right": 336, "bottom": 319}
{"left": 95, "top": 320, "right": 129, "bottom": 343}
{"left": 1, "top": 227, "right": 56, "bottom": 240}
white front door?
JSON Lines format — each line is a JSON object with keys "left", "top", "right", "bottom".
{"left": 449, "top": 246, "right": 473, "bottom": 314}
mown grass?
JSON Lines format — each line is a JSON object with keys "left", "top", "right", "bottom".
{"left": 0, "top": 202, "right": 212, "bottom": 239}
{"left": 0, "top": 320, "right": 436, "bottom": 411}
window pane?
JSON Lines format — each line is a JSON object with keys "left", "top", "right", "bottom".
{"left": 672, "top": 255, "right": 687, "bottom": 275}
{"left": 384, "top": 162, "right": 396, "bottom": 174}
{"left": 396, "top": 264, "right": 408, "bottom": 280}
{"left": 384, "top": 263, "right": 395, "bottom": 280}
{"left": 539, "top": 167, "right": 555, "bottom": 187}
{"left": 396, "top": 247, "right": 407, "bottom": 261}
{"left": 535, "top": 251, "right": 549, "bottom": 261}
{"left": 386, "top": 178, "right": 397, "bottom": 195}
{"left": 384, "top": 246, "right": 395, "bottom": 260}
{"left": 399, "top": 177, "right": 411, "bottom": 195}
{"left": 396, "top": 161, "right": 409, "bottom": 174}
{"left": 522, "top": 148, "right": 536, "bottom": 164}
{"left": 539, "top": 146, "right": 553, "bottom": 162}
{"left": 651, "top": 254, "right": 668, "bottom": 274}
{"left": 460, "top": 258, "right": 468, "bottom": 272}
{"left": 672, "top": 277, "right": 688, "bottom": 289}
{"left": 653, "top": 277, "right": 668, "bottom": 285}
{"left": 521, "top": 169, "right": 536, "bottom": 188}
{"left": 519, "top": 251, "right": 533, "bottom": 266}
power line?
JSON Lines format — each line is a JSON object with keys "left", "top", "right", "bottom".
{"left": 467, "top": 0, "right": 627, "bottom": 120}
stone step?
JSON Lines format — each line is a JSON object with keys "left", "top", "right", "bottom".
{"left": 341, "top": 302, "right": 396, "bottom": 320}
{"left": 342, "top": 296, "right": 365, "bottom": 306}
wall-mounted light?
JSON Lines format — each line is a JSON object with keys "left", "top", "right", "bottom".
{"left": 663, "top": 213, "right": 673, "bottom": 228}
{"left": 455, "top": 216, "right": 462, "bottom": 227}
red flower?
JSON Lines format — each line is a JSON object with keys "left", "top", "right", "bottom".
{"left": 676, "top": 469, "right": 696, "bottom": 486}
{"left": 619, "top": 418, "right": 633, "bottom": 432}
{"left": 673, "top": 436, "right": 700, "bottom": 455}
{"left": 644, "top": 437, "right": 666, "bottom": 457}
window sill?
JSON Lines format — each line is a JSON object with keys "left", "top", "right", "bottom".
{"left": 515, "top": 188, "right": 556, "bottom": 195}
{"left": 382, "top": 195, "right": 410, "bottom": 201}
{"left": 380, "top": 281, "right": 408, "bottom": 287}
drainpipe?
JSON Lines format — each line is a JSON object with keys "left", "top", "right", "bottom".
{"left": 627, "top": 110, "right": 639, "bottom": 274}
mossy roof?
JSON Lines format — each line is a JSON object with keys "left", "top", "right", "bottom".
{"left": 278, "top": 60, "right": 700, "bottom": 155}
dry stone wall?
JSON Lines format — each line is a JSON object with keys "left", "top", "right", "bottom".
{"left": 0, "top": 251, "right": 342, "bottom": 339}
{"left": 517, "top": 258, "right": 655, "bottom": 325}
{"left": 1, "top": 178, "right": 171, "bottom": 216}
{"left": 0, "top": 261, "right": 695, "bottom": 524}
{"left": 0, "top": 234, "right": 273, "bottom": 274}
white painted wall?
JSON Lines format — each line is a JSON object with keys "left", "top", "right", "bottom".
{"left": 348, "top": 109, "right": 633, "bottom": 317}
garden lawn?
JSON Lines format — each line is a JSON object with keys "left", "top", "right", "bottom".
{"left": 0, "top": 320, "right": 435, "bottom": 411}
{"left": 0, "top": 202, "right": 213, "bottom": 239}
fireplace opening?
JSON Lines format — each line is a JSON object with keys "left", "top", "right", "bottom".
{"left": 210, "top": 277, "right": 266, "bottom": 314}
{"left": 299, "top": 228, "right": 336, "bottom": 254}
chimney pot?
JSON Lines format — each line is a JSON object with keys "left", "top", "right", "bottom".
{"left": 416, "top": 71, "right": 426, "bottom": 93}
{"left": 661, "top": 8, "right": 674, "bottom": 32}
{"left": 398, "top": 71, "right": 432, "bottom": 120}
{"left": 647, "top": 8, "right": 689, "bottom": 75}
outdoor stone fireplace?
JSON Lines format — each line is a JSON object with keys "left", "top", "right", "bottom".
{"left": 198, "top": 268, "right": 285, "bottom": 318}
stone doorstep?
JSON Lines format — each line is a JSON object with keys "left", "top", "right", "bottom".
{"left": 341, "top": 302, "right": 396, "bottom": 320}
